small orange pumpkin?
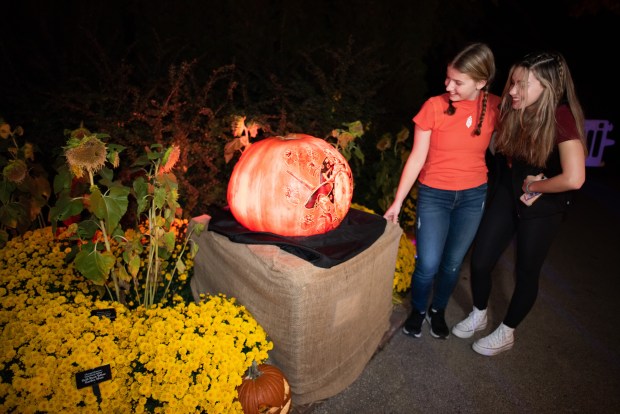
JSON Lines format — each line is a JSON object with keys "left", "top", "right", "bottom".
{"left": 227, "top": 133, "right": 353, "bottom": 236}
{"left": 237, "top": 361, "right": 292, "bottom": 414}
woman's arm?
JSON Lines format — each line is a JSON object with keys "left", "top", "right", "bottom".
{"left": 383, "top": 126, "right": 431, "bottom": 223}
{"left": 522, "top": 139, "right": 586, "bottom": 194}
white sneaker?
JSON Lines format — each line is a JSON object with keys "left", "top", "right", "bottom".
{"left": 452, "top": 307, "right": 487, "bottom": 338}
{"left": 472, "top": 323, "right": 514, "bottom": 356}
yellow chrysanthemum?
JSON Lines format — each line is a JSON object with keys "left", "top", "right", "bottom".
{"left": 393, "top": 232, "right": 416, "bottom": 293}
{"left": 1, "top": 225, "right": 273, "bottom": 413}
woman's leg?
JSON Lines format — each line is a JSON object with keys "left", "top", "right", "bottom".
{"left": 410, "top": 185, "right": 453, "bottom": 313}
{"left": 432, "top": 183, "right": 487, "bottom": 309}
{"left": 503, "top": 213, "right": 563, "bottom": 328}
{"left": 470, "top": 183, "right": 517, "bottom": 311}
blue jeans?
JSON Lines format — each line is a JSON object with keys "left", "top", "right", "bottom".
{"left": 411, "top": 183, "right": 487, "bottom": 312}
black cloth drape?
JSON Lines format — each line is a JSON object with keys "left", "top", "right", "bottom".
{"left": 208, "top": 207, "right": 387, "bottom": 268}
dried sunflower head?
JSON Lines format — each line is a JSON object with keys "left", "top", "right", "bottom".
{"left": 0, "top": 123, "right": 10, "bottom": 139}
{"left": 395, "top": 127, "right": 409, "bottom": 145}
{"left": 70, "top": 125, "right": 91, "bottom": 140}
{"left": 336, "top": 131, "right": 355, "bottom": 149}
{"left": 3, "top": 159, "right": 28, "bottom": 183}
{"left": 376, "top": 134, "right": 392, "bottom": 151}
{"left": 64, "top": 135, "right": 108, "bottom": 178}
{"left": 23, "top": 142, "right": 35, "bottom": 161}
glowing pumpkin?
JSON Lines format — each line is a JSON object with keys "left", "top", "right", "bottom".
{"left": 237, "top": 362, "right": 292, "bottom": 414}
{"left": 227, "top": 133, "right": 353, "bottom": 236}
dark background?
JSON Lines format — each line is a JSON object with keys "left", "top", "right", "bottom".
{"left": 1, "top": 0, "right": 618, "bottom": 170}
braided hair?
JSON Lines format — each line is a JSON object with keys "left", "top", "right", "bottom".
{"left": 444, "top": 43, "right": 496, "bottom": 136}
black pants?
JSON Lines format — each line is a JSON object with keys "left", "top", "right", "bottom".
{"left": 470, "top": 178, "right": 563, "bottom": 328}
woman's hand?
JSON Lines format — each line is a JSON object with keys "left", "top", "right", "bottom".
{"left": 520, "top": 139, "right": 586, "bottom": 195}
{"left": 383, "top": 126, "right": 430, "bottom": 225}
{"left": 383, "top": 202, "right": 402, "bottom": 224}
{"left": 522, "top": 173, "right": 545, "bottom": 193}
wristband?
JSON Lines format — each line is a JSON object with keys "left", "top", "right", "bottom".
{"left": 525, "top": 181, "right": 534, "bottom": 193}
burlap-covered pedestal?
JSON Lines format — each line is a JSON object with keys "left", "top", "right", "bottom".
{"left": 190, "top": 215, "right": 402, "bottom": 406}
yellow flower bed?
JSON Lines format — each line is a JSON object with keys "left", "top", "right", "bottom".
{"left": 393, "top": 232, "right": 416, "bottom": 294}
{"left": 0, "top": 227, "right": 273, "bottom": 413}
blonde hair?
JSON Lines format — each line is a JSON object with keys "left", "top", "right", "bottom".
{"left": 445, "top": 42, "right": 496, "bottom": 136}
{"left": 494, "top": 51, "right": 586, "bottom": 167}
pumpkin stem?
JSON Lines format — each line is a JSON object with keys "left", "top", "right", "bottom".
{"left": 247, "top": 360, "right": 262, "bottom": 380}
{"left": 278, "top": 134, "right": 304, "bottom": 141}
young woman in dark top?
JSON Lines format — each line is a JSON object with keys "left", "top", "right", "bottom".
{"left": 452, "top": 51, "right": 587, "bottom": 356}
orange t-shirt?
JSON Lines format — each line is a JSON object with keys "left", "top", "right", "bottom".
{"left": 413, "top": 92, "right": 501, "bottom": 190}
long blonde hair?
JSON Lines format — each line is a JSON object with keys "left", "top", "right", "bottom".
{"left": 494, "top": 51, "right": 586, "bottom": 167}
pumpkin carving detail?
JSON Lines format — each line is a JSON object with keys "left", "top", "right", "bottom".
{"left": 227, "top": 134, "right": 353, "bottom": 237}
{"left": 237, "top": 361, "right": 292, "bottom": 414}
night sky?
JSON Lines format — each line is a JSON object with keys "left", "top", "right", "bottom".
{"left": 1, "top": 0, "right": 618, "bottom": 170}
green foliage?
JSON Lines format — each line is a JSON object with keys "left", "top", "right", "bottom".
{"left": 252, "top": 37, "right": 389, "bottom": 138}
{"left": 1, "top": 31, "right": 415, "bottom": 235}
{"left": 89, "top": 185, "right": 131, "bottom": 235}
{"left": 3, "top": 23, "right": 393, "bottom": 215}
{"left": 74, "top": 246, "right": 115, "bottom": 285}
{"left": 328, "top": 120, "right": 366, "bottom": 165}
{"left": 372, "top": 126, "right": 412, "bottom": 212}
{"left": 0, "top": 118, "right": 51, "bottom": 246}
{"left": 354, "top": 127, "right": 417, "bottom": 223}
{"left": 50, "top": 125, "right": 205, "bottom": 307}
{"left": 119, "top": 62, "right": 244, "bottom": 216}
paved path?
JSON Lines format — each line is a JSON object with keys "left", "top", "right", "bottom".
{"left": 302, "top": 167, "right": 620, "bottom": 414}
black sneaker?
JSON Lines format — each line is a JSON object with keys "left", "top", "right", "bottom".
{"left": 426, "top": 307, "right": 449, "bottom": 339}
{"left": 402, "top": 310, "right": 425, "bottom": 338}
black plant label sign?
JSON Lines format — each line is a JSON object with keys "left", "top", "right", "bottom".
{"left": 90, "top": 308, "right": 117, "bottom": 321}
{"left": 75, "top": 364, "right": 112, "bottom": 403}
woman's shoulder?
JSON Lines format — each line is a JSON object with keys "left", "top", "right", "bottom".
{"left": 425, "top": 94, "right": 450, "bottom": 105}
{"left": 488, "top": 93, "right": 502, "bottom": 108}
{"left": 555, "top": 104, "right": 573, "bottom": 119}
{"left": 555, "top": 104, "right": 580, "bottom": 143}
{"left": 416, "top": 94, "right": 449, "bottom": 116}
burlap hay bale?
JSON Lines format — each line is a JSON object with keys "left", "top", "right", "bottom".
{"left": 189, "top": 215, "right": 402, "bottom": 406}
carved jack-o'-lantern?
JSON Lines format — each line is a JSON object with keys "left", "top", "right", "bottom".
{"left": 227, "top": 134, "right": 353, "bottom": 237}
